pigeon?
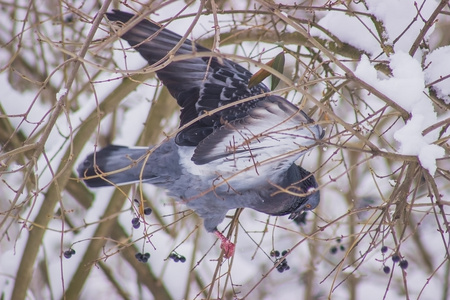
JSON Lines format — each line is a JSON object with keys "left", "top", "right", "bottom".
{"left": 78, "top": 10, "right": 324, "bottom": 258}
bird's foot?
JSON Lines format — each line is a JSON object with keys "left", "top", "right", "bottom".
{"left": 214, "top": 230, "right": 235, "bottom": 258}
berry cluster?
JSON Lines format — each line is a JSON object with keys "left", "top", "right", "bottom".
{"left": 270, "top": 250, "right": 290, "bottom": 273}
{"left": 380, "top": 246, "right": 409, "bottom": 274}
{"left": 63, "top": 248, "right": 76, "bottom": 259}
{"left": 131, "top": 217, "right": 141, "bottom": 229}
{"left": 392, "top": 254, "right": 408, "bottom": 270}
{"left": 169, "top": 252, "right": 186, "bottom": 263}
{"left": 330, "top": 238, "right": 345, "bottom": 254}
{"left": 135, "top": 252, "right": 150, "bottom": 263}
{"left": 275, "top": 258, "right": 290, "bottom": 273}
{"left": 131, "top": 204, "right": 152, "bottom": 229}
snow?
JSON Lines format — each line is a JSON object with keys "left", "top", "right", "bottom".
{"left": 56, "top": 88, "right": 68, "bottom": 101}
{"left": 424, "top": 45, "right": 450, "bottom": 104}
{"left": 310, "top": 12, "right": 380, "bottom": 56}
{"left": 355, "top": 52, "right": 445, "bottom": 175}
{"left": 366, "top": 0, "right": 438, "bottom": 54}
{"left": 310, "top": 0, "right": 447, "bottom": 176}
{"left": 355, "top": 53, "right": 425, "bottom": 111}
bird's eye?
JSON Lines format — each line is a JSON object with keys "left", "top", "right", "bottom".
{"left": 305, "top": 204, "right": 311, "bottom": 209}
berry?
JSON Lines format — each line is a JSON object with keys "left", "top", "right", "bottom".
{"left": 383, "top": 266, "right": 391, "bottom": 274}
{"left": 63, "top": 250, "right": 73, "bottom": 259}
{"left": 336, "top": 238, "right": 342, "bottom": 243}
{"left": 133, "top": 222, "right": 141, "bottom": 229}
{"left": 330, "top": 246, "right": 338, "bottom": 254}
{"left": 169, "top": 252, "right": 185, "bottom": 262}
{"left": 270, "top": 250, "right": 280, "bottom": 257}
{"left": 399, "top": 259, "right": 409, "bottom": 269}
{"left": 276, "top": 264, "right": 289, "bottom": 272}
{"left": 281, "top": 250, "right": 288, "bottom": 256}
{"left": 275, "top": 258, "right": 290, "bottom": 273}
{"left": 392, "top": 254, "right": 401, "bottom": 263}
{"left": 339, "top": 245, "right": 345, "bottom": 251}
{"left": 132, "top": 217, "right": 140, "bottom": 225}
{"left": 135, "top": 252, "right": 149, "bottom": 263}
{"left": 381, "top": 246, "right": 388, "bottom": 253}
{"left": 70, "top": 249, "right": 76, "bottom": 255}
{"left": 144, "top": 207, "right": 152, "bottom": 215}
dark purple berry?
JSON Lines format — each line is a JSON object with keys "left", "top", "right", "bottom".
{"left": 144, "top": 207, "right": 152, "bottom": 215}
{"left": 141, "top": 257, "right": 148, "bottom": 263}
{"left": 383, "top": 266, "right": 391, "bottom": 274}
{"left": 381, "top": 246, "right": 388, "bottom": 253}
{"left": 132, "top": 217, "right": 140, "bottom": 225}
{"left": 339, "top": 245, "right": 345, "bottom": 251}
{"left": 277, "top": 267, "right": 284, "bottom": 273}
{"left": 135, "top": 253, "right": 143, "bottom": 261}
{"left": 133, "top": 222, "right": 141, "bottom": 229}
{"left": 274, "top": 250, "right": 280, "bottom": 257}
{"left": 63, "top": 250, "right": 72, "bottom": 259}
{"left": 180, "top": 256, "right": 186, "bottom": 263}
{"left": 173, "top": 256, "right": 180, "bottom": 262}
{"left": 144, "top": 252, "right": 150, "bottom": 259}
{"left": 284, "top": 265, "right": 290, "bottom": 271}
{"left": 70, "top": 249, "right": 76, "bottom": 255}
{"left": 281, "top": 250, "right": 288, "bottom": 256}
{"left": 392, "top": 254, "right": 401, "bottom": 263}
{"left": 330, "top": 246, "right": 338, "bottom": 254}
{"left": 399, "top": 260, "right": 408, "bottom": 269}
{"left": 270, "top": 250, "right": 276, "bottom": 257}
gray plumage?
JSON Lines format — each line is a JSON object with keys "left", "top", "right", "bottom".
{"left": 78, "top": 10, "right": 323, "bottom": 255}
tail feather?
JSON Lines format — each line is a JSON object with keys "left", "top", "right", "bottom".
{"left": 77, "top": 145, "right": 153, "bottom": 187}
{"left": 78, "top": 140, "right": 181, "bottom": 188}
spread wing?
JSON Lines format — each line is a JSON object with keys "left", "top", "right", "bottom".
{"left": 106, "top": 10, "right": 270, "bottom": 146}
{"left": 192, "top": 95, "right": 323, "bottom": 166}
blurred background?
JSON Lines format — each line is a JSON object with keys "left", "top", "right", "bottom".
{"left": 1, "top": 0, "right": 449, "bottom": 299}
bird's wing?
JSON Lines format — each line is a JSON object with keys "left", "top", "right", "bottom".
{"left": 191, "top": 95, "right": 323, "bottom": 181}
{"left": 106, "top": 10, "right": 270, "bottom": 146}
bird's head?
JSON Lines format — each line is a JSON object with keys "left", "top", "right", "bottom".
{"left": 263, "top": 164, "right": 320, "bottom": 219}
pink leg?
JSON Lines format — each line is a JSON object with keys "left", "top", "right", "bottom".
{"left": 214, "top": 230, "right": 235, "bottom": 258}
